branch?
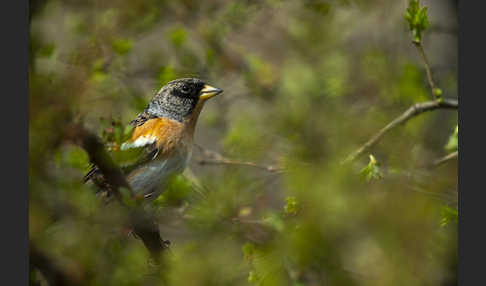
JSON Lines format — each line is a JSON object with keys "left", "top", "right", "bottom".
{"left": 63, "top": 124, "right": 168, "bottom": 261}
{"left": 194, "top": 144, "right": 285, "bottom": 173}
{"left": 343, "top": 98, "right": 458, "bottom": 163}
{"left": 430, "top": 151, "right": 458, "bottom": 168}
{"left": 414, "top": 41, "right": 440, "bottom": 99}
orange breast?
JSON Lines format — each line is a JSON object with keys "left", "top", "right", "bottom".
{"left": 129, "top": 117, "right": 191, "bottom": 157}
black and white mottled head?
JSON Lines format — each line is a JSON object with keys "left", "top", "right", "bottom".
{"left": 144, "top": 78, "right": 222, "bottom": 123}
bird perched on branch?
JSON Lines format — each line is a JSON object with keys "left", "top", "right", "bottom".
{"left": 84, "top": 78, "right": 223, "bottom": 200}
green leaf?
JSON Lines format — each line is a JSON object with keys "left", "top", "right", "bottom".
{"left": 440, "top": 205, "right": 458, "bottom": 227}
{"left": 111, "top": 147, "right": 146, "bottom": 167}
{"left": 360, "top": 154, "right": 383, "bottom": 182}
{"left": 405, "top": 0, "right": 429, "bottom": 43}
{"left": 284, "top": 196, "right": 299, "bottom": 215}
{"left": 67, "top": 146, "right": 90, "bottom": 170}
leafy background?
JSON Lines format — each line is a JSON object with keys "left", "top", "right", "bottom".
{"left": 29, "top": 0, "right": 458, "bottom": 285}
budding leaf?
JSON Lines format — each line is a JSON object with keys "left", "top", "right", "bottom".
{"left": 284, "top": 196, "right": 299, "bottom": 216}
{"left": 405, "top": 0, "right": 429, "bottom": 43}
{"left": 360, "top": 154, "right": 383, "bottom": 182}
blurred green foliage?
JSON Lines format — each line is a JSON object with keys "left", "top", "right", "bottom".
{"left": 440, "top": 205, "right": 458, "bottom": 227}
{"left": 30, "top": 0, "right": 457, "bottom": 285}
{"left": 112, "top": 38, "right": 134, "bottom": 55}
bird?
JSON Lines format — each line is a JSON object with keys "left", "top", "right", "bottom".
{"left": 83, "top": 78, "right": 223, "bottom": 200}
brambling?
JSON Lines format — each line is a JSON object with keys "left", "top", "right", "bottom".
{"left": 84, "top": 78, "right": 223, "bottom": 199}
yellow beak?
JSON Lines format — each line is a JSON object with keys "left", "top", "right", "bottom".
{"left": 200, "top": 84, "right": 223, "bottom": 100}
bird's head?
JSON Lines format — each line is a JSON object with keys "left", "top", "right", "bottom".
{"left": 147, "top": 78, "right": 223, "bottom": 122}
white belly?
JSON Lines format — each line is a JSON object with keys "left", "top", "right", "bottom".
{"left": 127, "top": 148, "right": 191, "bottom": 199}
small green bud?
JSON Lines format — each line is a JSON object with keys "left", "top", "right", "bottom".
{"left": 434, "top": 88, "right": 442, "bottom": 97}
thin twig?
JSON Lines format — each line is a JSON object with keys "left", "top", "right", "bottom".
{"left": 343, "top": 98, "right": 458, "bottom": 163}
{"left": 414, "top": 41, "right": 439, "bottom": 99}
{"left": 198, "top": 158, "right": 285, "bottom": 173}
{"left": 430, "top": 151, "right": 458, "bottom": 168}
{"left": 194, "top": 144, "right": 285, "bottom": 173}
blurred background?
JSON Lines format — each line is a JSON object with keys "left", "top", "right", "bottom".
{"left": 29, "top": 0, "right": 458, "bottom": 285}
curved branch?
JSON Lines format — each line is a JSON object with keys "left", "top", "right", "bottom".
{"left": 343, "top": 98, "right": 458, "bottom": 163}
{"left": 63, "top": 124, "right": 168, "bottom": 261}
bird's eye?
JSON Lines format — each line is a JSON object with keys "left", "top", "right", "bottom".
{"left": 181, "top": 84, "right": 191, "bottom": 94}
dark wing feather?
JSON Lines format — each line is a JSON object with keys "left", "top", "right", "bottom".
{"left": 83, "top": 164, "right": 100, "bottom": 183}
{"left": 129, "top": 108, "right": 157, "bottom": 127}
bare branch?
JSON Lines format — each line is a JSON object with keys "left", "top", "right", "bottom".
{"left": 197, "top": 158, "right": 284, "bottom": 173}
{"left": 195, "top": 144, "right": 285, "bottom": 173}
{"left": 430, "top": 151, "right": 458, "bottom": 168}
{"left": 414, "top": 41, "right": 439, "bottom": 99}
{"left": 343, "top": 98, "right": 458, "bottom": 163}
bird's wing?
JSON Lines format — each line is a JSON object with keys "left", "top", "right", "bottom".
{"left": 129, "top": 108, "right": 157, "bottom": 128}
